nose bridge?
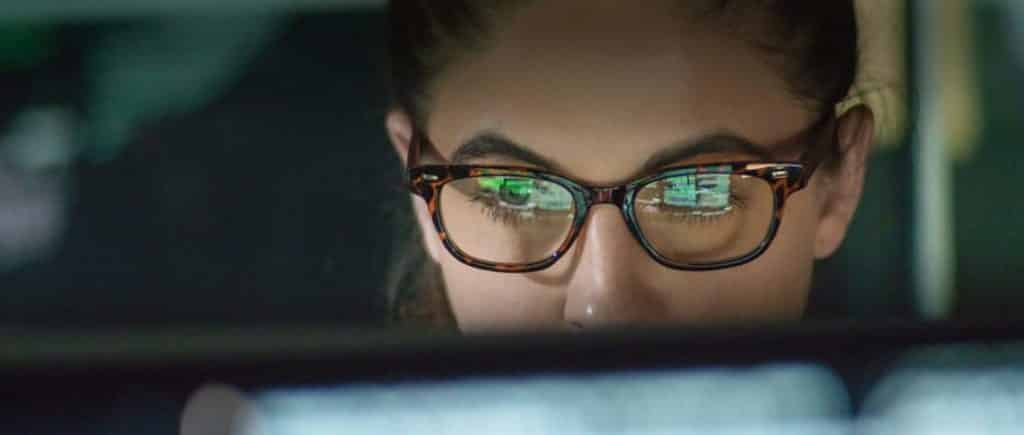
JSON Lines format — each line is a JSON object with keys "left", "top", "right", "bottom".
{"left": 562, "top": 201, "right": 667, "bottom": 328}
{"left": 590, "top": 186, "right": 625, "bottom": 205}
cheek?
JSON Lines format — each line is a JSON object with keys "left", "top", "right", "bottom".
{"left": 439, "top": 258, "right": 565, "bottom": 332}
{"left": 730, "top": 191, "right": 821, "bottom": 318}
{"left": 657, "top": 191, "right": 821, "bottom": 323}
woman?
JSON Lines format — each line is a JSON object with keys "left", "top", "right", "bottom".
{"left": 385, "top": 0, "right": 874, "bottom": 332}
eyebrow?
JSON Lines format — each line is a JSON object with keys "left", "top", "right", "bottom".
{"left": 641, "top": 134, "right": 775, "bottom": 172}
{"left": 450, "top": 132, "right": 565, "bottom": 170}
{"left": 449, "top": 131, "right": 775, "bottom": 176}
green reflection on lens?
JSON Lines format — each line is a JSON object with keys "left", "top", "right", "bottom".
{"left": 662, "top": 167, "right": 732, "bottom": 209}
{"left": 476, "top": 176, "right": 572, "bottom": 211}
{"left": 664, "top": 176, "right": 697, "bottom": 207}
{"left": 695, "top": 174, "right": 730, "bottom": 208}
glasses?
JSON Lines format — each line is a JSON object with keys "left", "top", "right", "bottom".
{"left": 406, "top": 123, "right": 833, "bottom": 273}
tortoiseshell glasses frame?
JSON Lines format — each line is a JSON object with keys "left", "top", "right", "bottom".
{"left": 406, "top": 119, "right": 834, "bottom": 273}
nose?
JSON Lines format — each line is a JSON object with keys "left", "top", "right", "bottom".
{"left": 563, "top": 205, "right": 669, "bottom": 329}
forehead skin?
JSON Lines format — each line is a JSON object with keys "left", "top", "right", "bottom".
{"left": 427, "top": 0, "right": 817, "bottom": 185}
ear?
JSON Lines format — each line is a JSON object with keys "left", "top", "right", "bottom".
{"left": 386, "top": 109, "right": 414, "bottom": 165}
{"left": 814, "top": 104, "right": 874, "bottom": 259}
{"left": 386, "top": 110, "right": 443, "bottom": 264}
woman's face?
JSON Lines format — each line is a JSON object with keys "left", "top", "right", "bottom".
{"left": 388, "top": 0, "right": 873, "bottom": 332}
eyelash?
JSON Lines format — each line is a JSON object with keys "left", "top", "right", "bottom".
{"left": 650, "top": 194, "right": 747, "bottom": 225}
{"left": 469, "top": 193, "right": 536, "bottom": 226}
{"left": 471, "top": 189, "right": 746, "bottom": 228}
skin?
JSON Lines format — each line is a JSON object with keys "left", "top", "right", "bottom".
{"left": 387, "top": 0, "right": 874, "bottom": 332}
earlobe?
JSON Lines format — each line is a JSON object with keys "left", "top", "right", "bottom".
{"left": 814, "top": 104, "right": 875, "bottom": 259}
{"left": 386, "top": 110, "right": 414, "bottom": 165}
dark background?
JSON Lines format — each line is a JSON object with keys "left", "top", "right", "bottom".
{"left": 0, "top": 12, "right": 399, "bottom": 327}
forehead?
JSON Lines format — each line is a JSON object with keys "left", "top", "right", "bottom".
{"left": 427, "top": 0, "right": 815, "bottom": 184}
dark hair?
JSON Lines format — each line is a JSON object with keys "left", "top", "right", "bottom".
{"left": 385, "top": 0, "right": 861, "bottom": 326}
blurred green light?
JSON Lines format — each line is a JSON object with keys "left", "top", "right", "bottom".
{"left": 0, "top": 24, "right": 55, "bottom": 70}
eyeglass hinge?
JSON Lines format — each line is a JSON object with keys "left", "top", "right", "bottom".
{"left": 771, "top": 170, "right": 789, "bottom": 179}
{"left": 422, "top": 174, "right": 439, "bottom": 181}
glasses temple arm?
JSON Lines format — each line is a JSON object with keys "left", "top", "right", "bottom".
{"left": 796, "top": 114, "right": 840, "bottom": 185}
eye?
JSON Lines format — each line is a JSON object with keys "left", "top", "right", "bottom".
{"left": 496, "top": 178, "right": 533, "bottom": 207}
{"left": 634, "top": 171, "right": 752, "bottom": 227}
{"left": 657, "top": 173, "right": 735, "bottom": 209}
{"left": 476, "top": 176, "right": 573, "bottom": 212}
